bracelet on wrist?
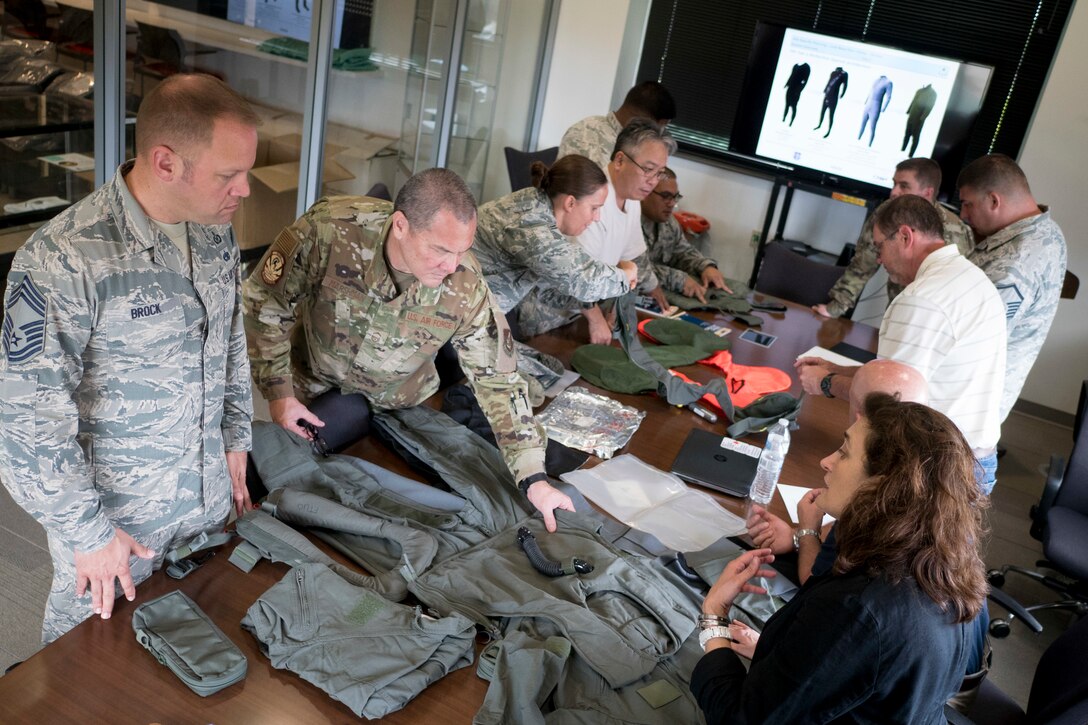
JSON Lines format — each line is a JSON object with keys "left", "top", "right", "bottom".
{"left": 698, "top": 614, "right": 729, "bottom": 630}
{"left": 792, "top": 528, "right": 821, "bottom": 551}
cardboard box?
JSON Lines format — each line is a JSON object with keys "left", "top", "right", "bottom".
{"left": 233, "top": 133, "right": 355, "bottom": 251}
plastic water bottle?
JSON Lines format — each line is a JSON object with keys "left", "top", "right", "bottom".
{"left": 748, "top": 419, "right": 791, "bottom": 511}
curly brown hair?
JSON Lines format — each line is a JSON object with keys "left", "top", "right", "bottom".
{"left": 833, "top": 393, "right": 988, "bottom": 623}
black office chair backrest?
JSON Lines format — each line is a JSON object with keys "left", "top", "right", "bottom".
{"left": 136, "top": 21, "right": 185, "bottom": 68}
{"left": 504, "top": 146, "right": 559, "bottom": 192}
{"left": 1061, "top": 270, "right": 1079, "bottom": 300}
{"left": 1054, "top": 380, "right": 1088, "bottom": 515}
{"left": 1026, "top": 613, "right": 1088, "bottom": 723}
{"left": 365, "top": 182, "right": 392, "bottom": 201}
{"left": 754, "top": 242, "right": 846, "bottom": 307}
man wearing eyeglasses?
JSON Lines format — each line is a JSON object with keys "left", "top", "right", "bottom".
{"left": 640, "top": 167, "right": 729, "bottom": 303}
{"left": 518, "top": 119, "right": 675, "bottom": 344}
{"left": 796, "top": 194, "right": 1006, "bottom": 494}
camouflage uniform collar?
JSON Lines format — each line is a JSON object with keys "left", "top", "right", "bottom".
{"left": 975, "top": 205, "right": 1051, "bottom": 251}
{"left": 370, "top": 217, "right": 443, "bottom": 306}
{"left": 110, "top": 160, "right": 161, "bottom": 255}
{"left": 606, "top": 111, "right": 623, "bottom": 136}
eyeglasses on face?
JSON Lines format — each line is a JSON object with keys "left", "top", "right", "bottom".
{"left": 622, "top": 152, "right": 668, "bottom": 181}
{"left": 652, "top": 190, "right": 683, "bottom": 202}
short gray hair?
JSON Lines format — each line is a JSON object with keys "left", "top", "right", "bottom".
{"left": 394, "top": 168, "right": 477, "bottom": 230}
{"left": 611, "top": 118, "right": 676, "bottom": 162}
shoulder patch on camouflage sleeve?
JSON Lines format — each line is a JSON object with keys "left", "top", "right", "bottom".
{"left": 3, "top": 273, "right": 48, "bottom": 363}
{"left": 257, "top": 227, "right": 301, "bottom": 292}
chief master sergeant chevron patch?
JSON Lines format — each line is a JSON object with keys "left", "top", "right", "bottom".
{"left": 3, "top": 273, "right": 48, "bottom": 363}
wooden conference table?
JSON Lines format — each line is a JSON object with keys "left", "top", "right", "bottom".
{"left": 0, "top": 298, "right": 877, "bottom": 723}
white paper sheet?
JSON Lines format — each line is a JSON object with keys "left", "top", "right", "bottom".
{"left": 795, "top": 346, "right": 864, "bottom": 368}
{"left": 776, "top": 482, "right": 836, "bottom": 527}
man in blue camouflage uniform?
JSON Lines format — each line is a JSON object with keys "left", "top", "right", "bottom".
{"left": 814, "top": 158, "right": 973, "bottom": 318}
{"left": 0, "top": 74, "right": 257, "bottom": 642}
{"left": 242, "top": 169, "right": 575, "bottom": 532}
{"left": 959, "top": 153, "right": 1068, "bottom": 421}
{"left": 558, "top": 81, "right": 676, "bottom": 173}
{"left": 640, "top": 168, "right": 729, "bottom": 303}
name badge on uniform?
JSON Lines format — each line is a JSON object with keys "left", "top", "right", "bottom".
{"left": 129, "top": 297, "right": 180, "bottom": 320}
{"left": 2, "top": 273, "right": 47, "bottom": 363}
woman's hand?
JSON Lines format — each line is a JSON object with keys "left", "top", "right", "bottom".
{"left": 701, "top": 548, "right": 776, "bottom": 618}
{"left": 797, "top": 488, "right": 825, "bottom": 530}
{"left": 727, "top": 620, "right": 760, "bottom": 659}
{"left": 747, "top": 505, "right": 795, "bottom": 555}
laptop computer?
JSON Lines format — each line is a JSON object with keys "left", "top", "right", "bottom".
{"left": 670, "top": 428, "right": 760, "bottom": 497}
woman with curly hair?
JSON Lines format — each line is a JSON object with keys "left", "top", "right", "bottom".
{"left": 692, "top": 393, "right": 989, "bottom": 723}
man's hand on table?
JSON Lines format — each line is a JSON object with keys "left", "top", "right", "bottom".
{"left": 682, "top": 275, "right": 708, "bottom": 303}
{"left": 701, "top": 265, "right": 731, "bottom": 294}
{"left": 74, "top": 528, "right": 156, "bottom": 620}
{"left": 526, "top": 481, "right": 576, "bottom": 533}
{"left": 270, "top": 396, "right": 326, "bottom": 439}
{"left": 794, "top": 357, "right": 856, "bottom": 397}
{"left": 811, "top": 303, "right": 832, "bottom": 318}
{"left": 583, "top": 305, "right": 614, "bottom": 345}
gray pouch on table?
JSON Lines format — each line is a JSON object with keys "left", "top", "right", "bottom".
{"left": 132, "top": 590, "right": 248, "bottom": 697}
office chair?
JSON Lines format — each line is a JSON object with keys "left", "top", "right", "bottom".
{"left": 1061, "top": 270, "right": 1079, "bottom": 300}
{"left": 503, "top": 146, "right": 558, "bottom": 192}
{"left": 365, "top": 182, "right": 392, "bottom": 201}
{"left": 753, "top": 242, "right": 846, "bottom": 307}
{"left": 133, "top": 21, "right": 218, "bottom": 96}
{"left": 987, "top": 379, "right": 1088, "bottom": 638}
{"left": 944, "top": 612, "right": 1088, "bottom": 725}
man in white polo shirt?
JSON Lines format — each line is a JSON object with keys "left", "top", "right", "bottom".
{"left": 517, "top": 119, "right": 673, "bottom": 344}
{"left": 796, "top": 194, "right": 1006, "bottom": 493}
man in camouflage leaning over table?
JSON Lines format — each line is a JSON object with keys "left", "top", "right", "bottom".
{"left": 813, "top": 157, "right": 973, "bottom": 318}
{"left": 0, "top": 74, "right": 258, "bottom": 642}
{"left": 243, "top": 168, "right": 575, "bottom": 532}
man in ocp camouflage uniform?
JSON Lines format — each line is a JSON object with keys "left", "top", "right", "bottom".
{"left": 0, "top": 74, "right": 258, "bottom": 642}
{"left": 814, "top": 157, "right": 973, "bottom": 318}
{"left": 558, "top": 81, "right": 676, "bottom": 173}
{"left": 959, "top": 153, "right": 1067, "bottom": 421}
{"left": 640, "top": 167, "right": 729, "bottom": 303}
{"left": 243, "top": 168, "right": 575, "bottom": 532}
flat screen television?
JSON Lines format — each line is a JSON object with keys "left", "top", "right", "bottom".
{"left": 224, "top": 0, "right": 370, "bottom": 50}
{"left": 729, "top": 23, "right": 993, "bottom": 198}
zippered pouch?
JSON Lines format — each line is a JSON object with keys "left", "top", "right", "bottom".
{"left": 132, "top": 590, "right": 247, "bottom": 697}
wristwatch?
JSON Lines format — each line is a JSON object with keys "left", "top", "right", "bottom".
{"left": 793, "top": 528, "right": 821, "bottom": 551}
{"left": 517, "top": 472, "right": 549, "bottom": 497}
{"left": 699, "top": 625, "right": 733, "bottom": 651}
{"left": 820, "top": 373, "right": 836, "bottom": 398}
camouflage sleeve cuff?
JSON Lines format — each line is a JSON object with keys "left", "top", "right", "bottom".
{"left": 64, "top": 510, "right": 116, "bottom": 555}
{"left": 260, "top": 378, "right": 297, "bottom": 402}
{"left": 824, "top": 300, "right": 848, "bottom": 317}
{"left": 507, "top": 445, "right": 547, "bottom": 490}
{"left": 222, "top": 422, "right": 252, "bottom": 452}
{"left": 656, "top": 264, "right": 688, "bottom": 293}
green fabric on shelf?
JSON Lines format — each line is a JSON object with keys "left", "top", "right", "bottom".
{"left": 257, "top": 37, "right": 378, "bottom": 72}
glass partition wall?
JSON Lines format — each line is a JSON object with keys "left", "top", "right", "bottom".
{"left": 0, "top": 0, "right": 554, "bottom": 265}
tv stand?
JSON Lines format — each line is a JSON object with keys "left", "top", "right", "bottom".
{"left": 748, "top": 175, "right": 881, "bottom": 288}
